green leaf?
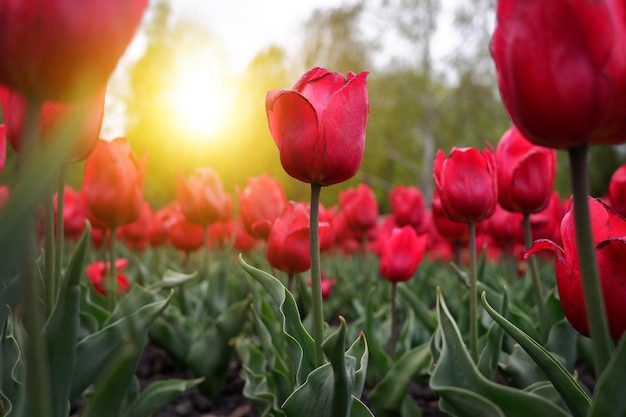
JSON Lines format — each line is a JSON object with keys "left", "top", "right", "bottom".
{"left": 128, "top": 377, "right": 204, "bottom": 417}
{"left": 160, "top": 269, "right": 198, "bottom": 289}
{"left": 481, "top": 291, "right": 591, "bottom": 417}
{"left": 397, "top": 283, "right": 436, "bottom": 333}
{"left": 239, "top": 255, "right": 315, "bottom": 385}
{"left": 588, "top": 333, "right": 626, "bottom": 417}
{"left": 478, "top": 290, "right": 508, "bottom": 380}
{"left": 70, "top": 287, "right": 171, "bottom": 400}
{"left": 43, "top": 223, "right": 90, "bottom": 417}
{"left": 321, "top": 317, "right": 351, "bottom": 417}
{"left": 0, "top": 307, "right": 23, "bottom": 416}
{"left": 430, "top": 288, "right": 572, "bottom": 417}
{"left": 368, "top": 343, "right": 430, "bottom": 415}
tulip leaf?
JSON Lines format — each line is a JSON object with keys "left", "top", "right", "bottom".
{"left": 430, "top": 288, "right": 572, "bottom": 417}
{"left": 588, "top": 334, "right": 626, "bottom": 417}
{"left": 43, "top": 223, "right": 90, "bottom": 417}
{"left": 127, "top": 377, "right": 204, "bottom": 417}
{"left": 481, "top": 291, "right": 591, "bottom": 417}
{"left": 239, "top": 254, "right": 316, "bottom": 385}
{"left": 478, "top": 289, "right": 508, "bottom": 379}
{"left": 0, "top": 307, "right": 23, "bottom": 416}
{"left": 397, "top": 283, "right": 437, "bottom": 333}
{"left": 160, "top": 269, "right": 198, "bottom": 289}
{"left": 70, "top": 287, "right": 171, "bottom": 400}
{"left": 368, "top": 342, "right": 430, "bottom": 416}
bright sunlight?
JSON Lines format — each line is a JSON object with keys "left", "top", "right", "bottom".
{"left": 164, "top": 49, "right": 236, "bottom": 144}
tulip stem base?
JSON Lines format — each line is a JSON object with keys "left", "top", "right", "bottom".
{"left": 386, "top": 282, "right": 399, "bottom": 356}
{"left": 43, "top": 186, "right": 56, "bottom": 317}
{"left": 310, "top": 183, "right": 325, "bottom": 367}
{"left": 107, "top": 226, "right": 118, "bottom": 310}
{"left": 568, "top": 145, "right": 613, "bottom": 375}
{"left": 469, "top": 221, "right": 478, "bottom": 363}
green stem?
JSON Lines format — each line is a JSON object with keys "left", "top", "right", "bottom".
{"left": 43, "top": 186, "right": 56, "bottom": 317}
{"left": 54, "top": 165, "right": 66, "bottom": 298}
{"left": 386, "top": 282, "right": 399, "bottom": 356}
{"left": 19, "top": 99, "right": 52, "bottom": 417}
{"left": 568, "top": 145, "right": 613, "bottom": 375}
{"left": 107, "top": 226, "right": 118, "bottom": 310}
{"left": 287, "top": 272, "right": 294, "bottom": 292}
{"left": 469, "top": 221, "right": 478, "bottom": 363}
{"left": 523, "top": 212, "right": 545, "bottom": 339}
{"left": 203, "top": 226, "right": 210, "bottom": 277}
{"left": 310, "top": 183, "right": 325, "bottom": 367}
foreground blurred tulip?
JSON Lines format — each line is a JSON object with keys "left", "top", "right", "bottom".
{"left": 526, "top": 198, "right": 626, "bottom": 341}
{"left": 608, "top": 163, "right": 626, "bottom": 217}
{"left": 389, "top": 185, "right": 426, "bottom": 230}
{"left": 237, "top": 173, "right": 287, "bottom": 239}
{"left": 54, "top": 186, "right": 86, "bottom": 241}
{"left": 434, "top": 147, "right": 497, "bottom": 223}
{"left": 177, "top": 167, "right": 232, "bottom": 227}
{"left": 266, "top": 202, "right": 312, "bottom": 274}
{"left": 86, "top": 258, "right": 130, "bottom": 297}
{"left": 339, "top": 183, "right": 378, "bottom": 234}
{"left": 378, "top": 226, "right": 428, "bottom": 283}
{"left": 83, "top": 138, "right": 146, "bottom": 227}
{"left": 266, "top": 67, "right": 369, "bottom": 186}
{"left": 0, "top": 85, "right": 105, "bottom": 163}
{"left": 496, "top": 126, "right": 556, "bottom": 214}
{"left": 0, "top": 0, "right": 147, "bottom": 101}
{"left": 491, "top": 0, "right": 626, "bottom": 148}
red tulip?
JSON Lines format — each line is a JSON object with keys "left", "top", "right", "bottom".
{"left": 119, "top": 202, "right": 152, "bottom": 251}
{"left": 83, "top": 138, "right": 146, "bottom": 227}
{"left": 496, "top": 126, "right": 556, "bottom": 213}
{"left": 431, "top": 189, "right": 469, "bottom": 243}
{"left": 389, "top": 185, "right": 426, "bottom": 230}
{"left": 177, "top": 167, "right": 232, "bottom": 226}
{"left": 485, "top": 204, "right": 524, "bottom": 248}
{"left": 86, "top": 258, "right": 130, "bottom": 296}
{"left": 149, "top": 202, "right": 179, "bottom": 247}
{"left": 525, "top": 197, "right": 626, "bottom": 340}
{"left": 1, "top": 85, "right": 105, "bottom": 163}
{"left": 54, "top": 185, "right": 87, "bottom": 241}
{"left": 433, "top": 147, "right": 497, "bottom": 223}
{"left": 208, "top": 218, "right": 258, "bottom": 252}
{"left": 237, "top": 174, "right": 287, "bottom": 239}
{"left": 608, "top": 163, "right": 626, "bottom": 217}
{"left": 491, "top": 0, "right": 626, "bottom": 148}
{"left": 0, "top": 124, "right": 6, "bottom": 173}
{"left": 339, "top": 183, "right": 378, "bottom": 233}
{"left": 0, "top": 0, "right": 147, "bottom": 100}
{"left": 266, "top": 202, "right": 312, "bottom": 274}
{"left": 266, "top": 67, "right": 369, "bottom": 186}
{"left": 168, "top": 209, "right": 205, "bottom": 254}
{"left": 378, "top": 226, "right": 428, "bottom": 283}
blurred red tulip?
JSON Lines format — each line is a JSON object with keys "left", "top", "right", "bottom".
{"left": 168, "top": 209, "right": 205, "bottom": 254}
{"left": 526, "top": 197, "right": 626, "bottom": 340}
{"left": 0, "top": 85, "right": 105, "bottom": 163}
{"left": 491, "top": 0, "right": 626, "bottom": 148}
{"left": 609, "top": 163, "right": 626, "bottom": 217}
{"left": 433, "top": 147, "right": 497, "bottom": 223}
{"left": 339, "top": 183, "right": 378, "bottom": 233}
{"left": 86, "top": 258, "right": 130, "bottom": 296}
{"left": 237, "top": 174, "right": 287, "bottom": 239}
{"left": 0, "top": 0, "right": 147, "bottom": 100}
{"left": 83, "top": 138, "right": 146, "bottom": 227}
{"left": 266, "top": 202, "right": 312, "bottom": 274}
{"left": 54, "top": 185, "right": 87, "bottom": 241}
{"left": 149, "top": 202, "right": 180, "bottom": 247}
{"left": 177, "top": 167, "right": 232, "bottom": 226}
{"left": 0, "top": 124, "right": 6, "bottom": 173}
{"left": 389, "top": 185, "right": 426, "bottom": 230}
{"left": 496, "top": 126, "right": 556, "bottom": 213}
{"left": 120, "top": 202, "right": 152, "bottom": 251}
{"left": 378, "top": 226, "right": 428, "bottom": 283}
{"left": 266, "top": 67, "right": 369, "bottom": 185}
{"left": 0, "top": 185, "right": 10, "bottom": 209}
{"left": 431, "top": 190, "right": 469, "bottom": 243}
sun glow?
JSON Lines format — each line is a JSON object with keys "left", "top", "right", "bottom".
{"left": 165, "top": 50, "right": 235, "bottom": 143}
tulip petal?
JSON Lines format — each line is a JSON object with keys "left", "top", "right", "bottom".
{"left": 596, "top": 238, "right": 626, "bottom": 340}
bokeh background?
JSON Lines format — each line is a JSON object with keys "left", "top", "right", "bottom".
{"left": 2, "top": 0, "right": 624, "bottom": 211}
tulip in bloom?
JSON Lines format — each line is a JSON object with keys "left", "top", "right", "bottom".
{"left": 86, "top": 258, "right": 130, "bottom": 296}
{"left": 83, "top": 138, "right": 146, "bottom": 227}
{"left": 496, "top": 126, "right": 556, "bottom": 213}
{"left": 0, "top": 85, "right": 105, "bottom": 163}
{"left": 177, "top": 167, "right": 232, "bottom": 226}
{"left": 433, "top": 147, "right": 497, "bottom": 223}
{"left": 608, "top": 163, "right": 626, "bottom": 217}
{"left": 120, "top": 202, "right": 152, "bottom": 251}
{"left": 266, "top": 202, "right": 313, "bottom": 274}
{"left": 237, "top": 174, "right": 287, "bottom": 239}
{"left": 525, "top": 197, "right": 626, "bottom": 340}
{"left": 0, "top": 0, "right": 147, "bottom": 100}
{"left": 266, "top": 67, "right": 369, "bottom": 186}
{"left": 389, "top": 185, "right": 426, "bottom": 230}
{"left": 378, "top": 226, "right": 429, "bottom": 282}
{"left": 431, "top": 190, "right": 469, "bottom": 243}
{"left": 54, "top": 186, "right": 87, "bottom": 241}
{"left": 168, "top": 213, "right": 205, "bottom": 254}
{"left": 491, "top": 0, "right": 626, "bottom": 148}
{"left": 339, "top": 183, "right": 378, "bottom": 233}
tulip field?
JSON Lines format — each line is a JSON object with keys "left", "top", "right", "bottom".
{"left": 3, "top": 1, "right": 626, "bottom": 417}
